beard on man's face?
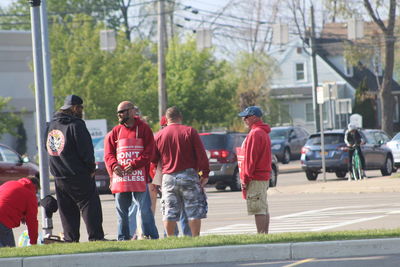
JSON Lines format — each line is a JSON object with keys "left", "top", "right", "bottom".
{"left": 73, "top": 110, "right": 83, "bottom": 119}
{"left": 119, "top": 117, "right": 129, "bottom": 125}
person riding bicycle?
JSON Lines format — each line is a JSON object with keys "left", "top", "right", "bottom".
{"left": 344, "top": 123, "right": 366, "bottom": 178}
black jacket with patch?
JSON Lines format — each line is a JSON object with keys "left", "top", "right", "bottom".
{"left": 46, "top": 112, "right": 95, "bottom": 179}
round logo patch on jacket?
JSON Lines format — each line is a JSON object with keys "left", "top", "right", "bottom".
{"left": 47, "top": 130, "right": 65, "bottom": 156}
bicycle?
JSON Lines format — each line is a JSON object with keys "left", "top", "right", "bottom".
{"left": 349, "top": 146, "right": 363, "bottom": 180}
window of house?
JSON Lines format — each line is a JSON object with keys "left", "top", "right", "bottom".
{"left": 306, "top": 103, "right": 314, "bottom": 122}
{"left": 296, "top": 47, "right": 302, "bottom": 54}
{"left": 296, "top": 63, "right": 305, "bottom": 81}
{"left": 344, "top": 59, "right": 353, "bottom": 77}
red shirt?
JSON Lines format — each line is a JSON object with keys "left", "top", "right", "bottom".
{"left": 241, "top": 121, "right": 272, "bottom": 184}
{"left": 104, "top": 117, "right": 154, "bottom": 182}
{"left": 0, "top": 178, "right": 38, "bottom": 245}
{"left": 152, "top": 124, "right": 210, "bottom": 178}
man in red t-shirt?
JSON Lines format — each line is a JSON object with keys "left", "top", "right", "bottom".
{"left": 0, "top": 176, "right": 40, "bottom": 247}
{"left": 238, "top": 106, "right": 271, "bottom": 234}
{"left": 152, "top": 106, "right": 209, "bottom": 237}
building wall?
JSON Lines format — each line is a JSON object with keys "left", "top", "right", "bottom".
{"left": 0, "top": 30, "right": 37, "bottom": 158}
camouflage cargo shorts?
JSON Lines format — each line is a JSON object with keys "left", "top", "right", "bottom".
{"left": 161, "top": 168, "right": 208, "bottom": 221}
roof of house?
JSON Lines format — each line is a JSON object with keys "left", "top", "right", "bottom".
{"left": 316, "top": 38, "right": 400, "bottom": 93}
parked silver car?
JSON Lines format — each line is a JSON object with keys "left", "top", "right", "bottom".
{"left": 270, "top": 126, "right": 309, "bottom": 164}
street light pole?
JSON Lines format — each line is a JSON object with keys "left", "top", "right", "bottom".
{"left": 40, "top": 0, "right": 54, "bottom": 122}
{"left": 28, "top": 0, "right": 53, "bottom": 236}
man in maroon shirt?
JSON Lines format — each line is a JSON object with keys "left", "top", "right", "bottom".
{"left": 152, "top": 106, "right": 209, "bottom": 237}
{"left": 238, "top": 106, "right": 271, "bottom": 234}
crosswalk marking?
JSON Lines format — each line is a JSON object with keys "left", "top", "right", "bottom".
{"left": 202, "top": 203, "right": 400, "bottom": 235}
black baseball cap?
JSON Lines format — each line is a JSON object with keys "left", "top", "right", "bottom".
{"left": 60, "top": 95, "right": 83, "bottom": 110}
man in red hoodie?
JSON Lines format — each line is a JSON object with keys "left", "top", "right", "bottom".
{"left": 238, "top": 106, "right": 271, "bottom": 234}
{"left": 0, "top": 176, "right": 40, "bottom": 247}
{"left": 104, "top": 101, "right": 158, "bottom": 240}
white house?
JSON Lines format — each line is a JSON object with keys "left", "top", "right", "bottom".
{"left": 268, "top": 37, "right": 400, "bottom": 134}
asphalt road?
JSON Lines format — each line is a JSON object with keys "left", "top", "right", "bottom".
{"left": 12, "top": 163, "right": 400, "bottom": 243}
{"left": 154, "top": 254, "right": 400, "bottom": 267}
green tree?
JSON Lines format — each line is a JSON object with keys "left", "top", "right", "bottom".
{"left": 353, "top": 78, "right": 377, "bottom": 129}
{"left": 50, "top": 15, "right": 158, "bottom": 129}
{"left": 0, "top": 96, "right": 22, "bottom": 137}
{"left": 232, "top": 51, "right": 278, "bottom": 124}
{"left": 165, "top": 38, "right": 238, "bottom": 130}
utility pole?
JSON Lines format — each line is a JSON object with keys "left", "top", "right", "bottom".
{"left": 27, "top": 0, "right": 53, "bottom": 236}
{"left": 157, "top": 0, "right": 167, "bottom": 120}
{"left": 310, "top": 5, "right": 320, "bottom": 132}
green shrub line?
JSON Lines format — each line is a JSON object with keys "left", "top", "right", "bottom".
{"left": 1, "top": 229, "right": 400, "bottom": 258}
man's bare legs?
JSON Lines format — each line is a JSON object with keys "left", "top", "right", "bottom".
{"left": 255, "top": 213, "right": 270, "bottom": 234}
{"left": 164, "top": 221, "right": 177, "bottom": 237}
{"left": 164, "top": 219, "right": 201, "bottom": 237}
{"left": 188, "top": 219, "right": 201, "bottom": 237}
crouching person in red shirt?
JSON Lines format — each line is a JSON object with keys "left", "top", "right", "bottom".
{"left": 0, "top": 176, "right": 40, "bottom": 247}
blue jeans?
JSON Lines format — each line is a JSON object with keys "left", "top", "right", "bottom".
{"left": 115, "top": 185, "right": 159, "bottom": 240}
{"left": 0, "top": 222, "right": 15, "bottom": 247}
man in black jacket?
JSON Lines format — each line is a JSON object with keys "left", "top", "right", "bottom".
{"left": 46, "top": 95, "right": 105, "bottom": 242}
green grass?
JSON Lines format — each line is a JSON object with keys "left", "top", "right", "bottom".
{"left": 1, "top": 229, "right": 400, "bottom": 258}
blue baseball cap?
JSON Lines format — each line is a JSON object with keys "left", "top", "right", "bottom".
{"left": 238, "top": 106, "right": 263, "bottom": 117}
{"left": 60, "top": 95, "right": 83, "bottom": 110}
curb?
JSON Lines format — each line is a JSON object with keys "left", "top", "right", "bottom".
{"left": 2, "top": 238, "right": 400, "bottom": 267}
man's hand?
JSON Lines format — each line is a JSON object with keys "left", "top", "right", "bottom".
{"left": 241, "top": 183, "right": 247, "bottom": 190}
{"left": 113, "top": 165, "right": 124, "bottom": 177}
{"left": 124, "top": 163, "right": 135, "bottom": 173}
{"left": 200, "top": 176, "right": 209, "bottom": 188}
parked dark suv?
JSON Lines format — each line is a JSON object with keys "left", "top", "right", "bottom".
{"left": 0, "top": 144, "right": 39, "bottom": 185}
{"left": 301, "top": 129, "right": 394, "bottom": 181}
{"left": 270, "top": 126, "right": 309, "bottom": 164}
{"left": 199, "top": 132, "right": 278, "bottom": 191}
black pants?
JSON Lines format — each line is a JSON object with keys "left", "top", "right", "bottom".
{"left": 348, "top": 146, "right": 365, "bottom": 171}
{"left": 55, "top": 176, "right": 104, "bottom": 242}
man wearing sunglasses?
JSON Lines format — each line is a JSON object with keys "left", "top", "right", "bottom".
{"left": 104, "top": 101, "right": 159, "bottom": 240}
{"left": 46, "top": 94, "right": 105, "bottom": 242}
{"left": 237, "top": 106, "right": 272, "bottom": 234}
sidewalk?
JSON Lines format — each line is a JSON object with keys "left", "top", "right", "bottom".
{"left": 2, "top": 238, "right": 400, "bottom": 266}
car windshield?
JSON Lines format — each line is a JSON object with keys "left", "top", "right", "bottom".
{"left": 392, "top": 132, "right": 400, "bottom": 141}
{"left": 306, "top": 134, "right": 344, "bottom": 146}
{"left": 94, "top": 137, "right": 104, "bottom": 162}
{"left": 199, "top": 134, "right": 227, "bottom": 150}
{"left": 270, "top": 129, "right": 289, "bottom": 140}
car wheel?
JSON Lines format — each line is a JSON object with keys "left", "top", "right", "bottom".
{"left": 281, "top": 148, "right": 290, "bottom": 164}
{"left": 269, "top": 166, "right": 277, "bottom": 187}
{"left": 335, "top": 171, "right": 347, "bottom": 178}
{"left": 381, "top": 156, "right": 393, "bottom": 176}
{"left": 306, "top": 171, "right": 318, "bottom": 181}
{"left": 215, "top": 183, "right": 227, "bottom": 191}
{"left": 230, "top": 170, "right": 242, "bottom": 191}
